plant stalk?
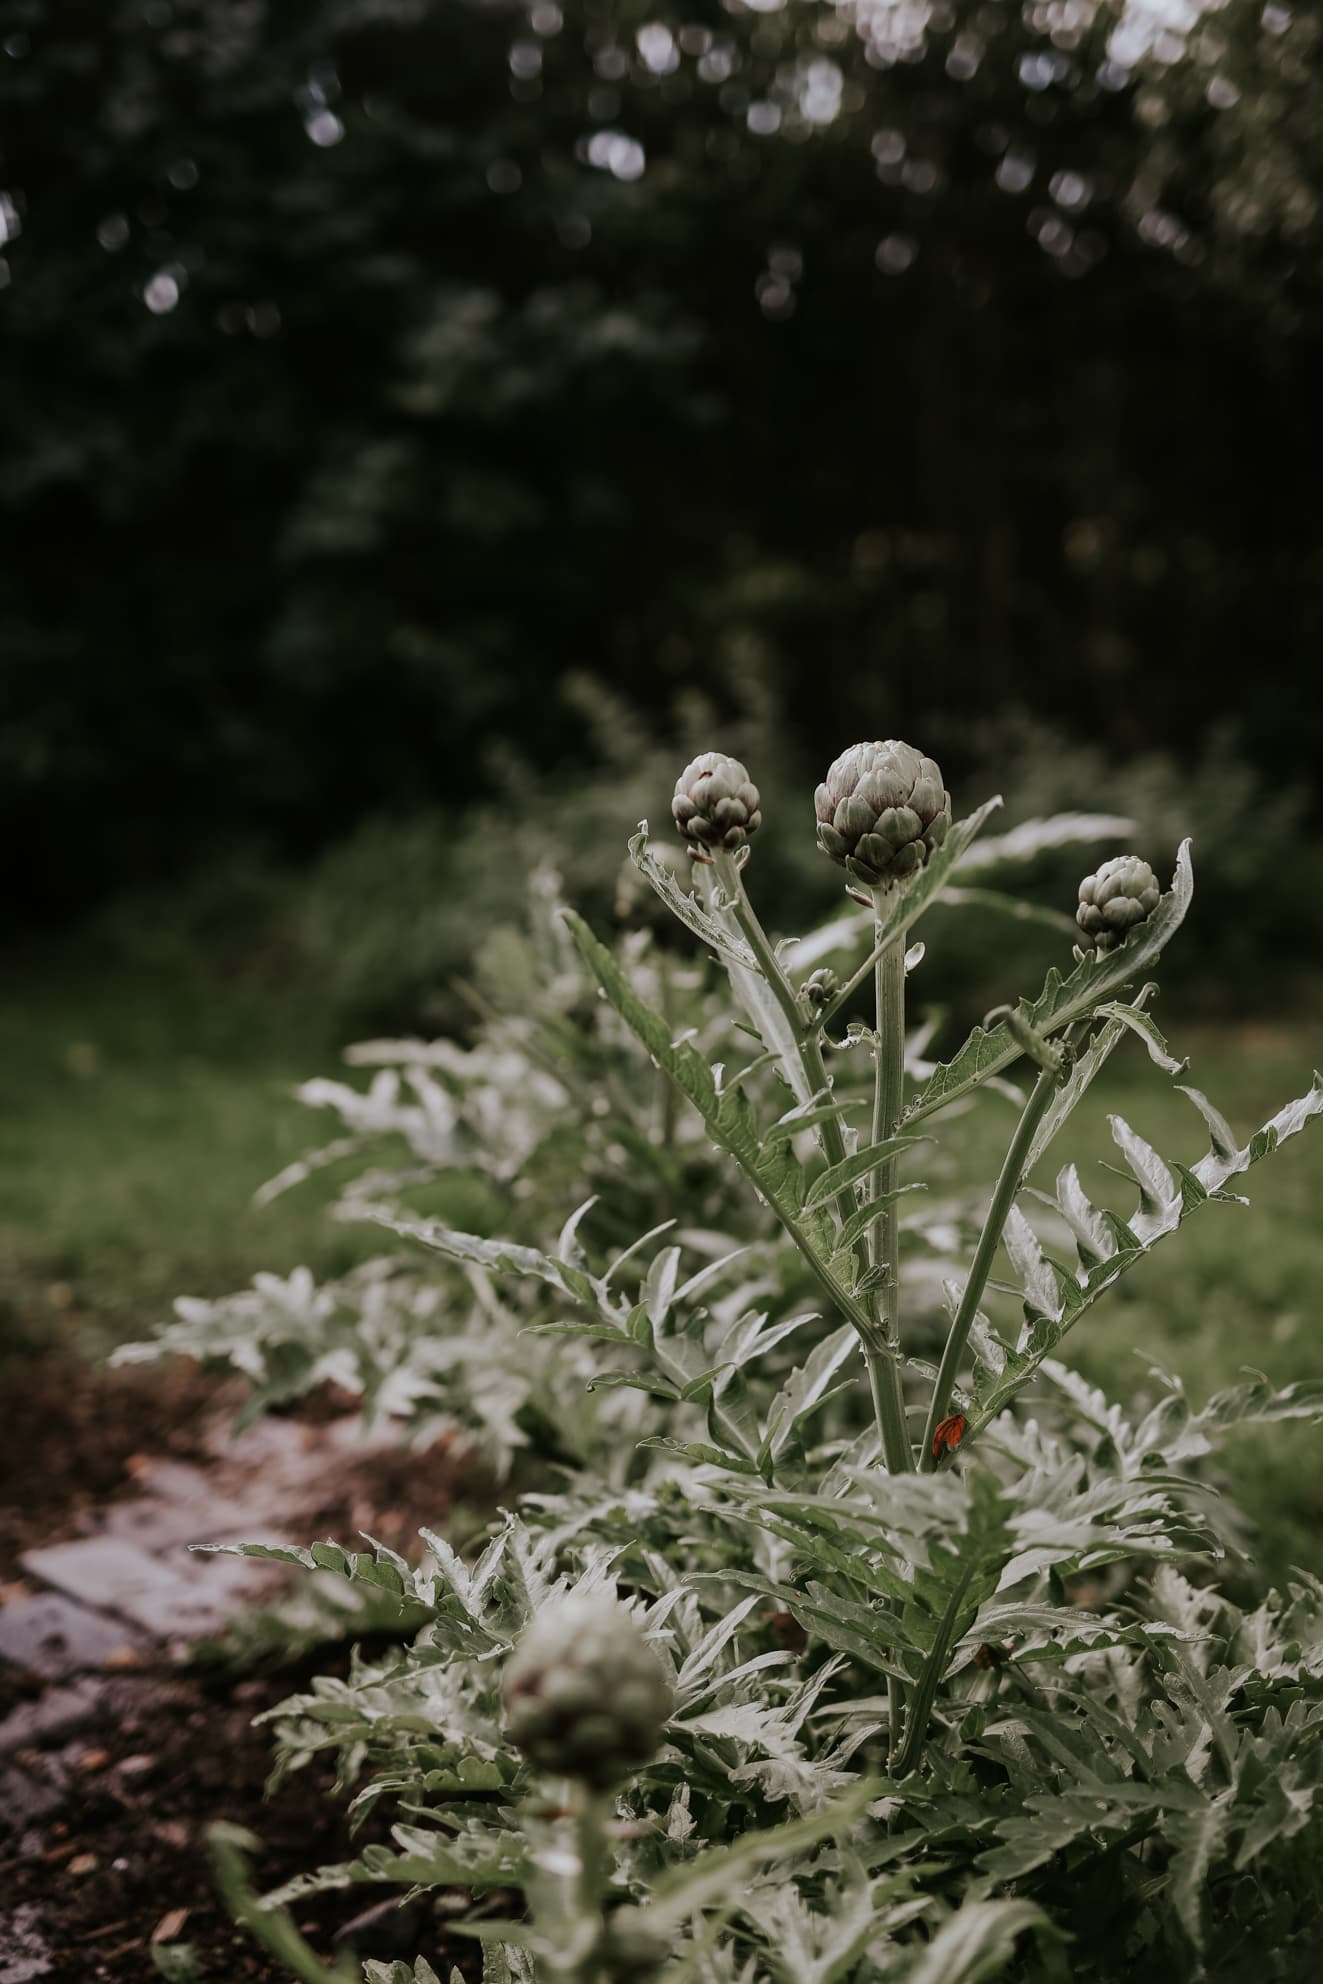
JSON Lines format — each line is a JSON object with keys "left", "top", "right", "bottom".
{"left": 918, "top": 1063, "right": 1058, "bottom": 1472}
{"left": 867, "top": 914, "right": 914, "bottom": 1476}
{"left": 867, "top": 913, "right": 915, "bottom": 1754}
{"left": 655, "top": 953, "right": 677, "bottom": 1148}
{"left": 712, "top": 851, "right": 908, "bottom": 1467}
{"left": 806, "top": 903, "right": 906, "bottom": 1040}
{"left": 893, "top": 1552, "right": 982, "bottom": 1777}
{"left": 545, "top": 1781, "right": 613, "bottom": 1983}
{"left": 711, "top": 853, "right": 846, "bottom": 1155}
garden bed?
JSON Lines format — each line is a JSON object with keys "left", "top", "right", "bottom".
{"left": 0, "top": 1353, "right": 480, "bottom": 1982}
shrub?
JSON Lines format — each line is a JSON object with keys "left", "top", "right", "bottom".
{"left": 124, "top": 748, "right": 1323, "bottom": 1982}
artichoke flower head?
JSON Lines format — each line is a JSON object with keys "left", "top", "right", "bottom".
{"left": 815, "top": 740, "right": 951, "bottom": 892}
{"left": 502, "top": 1595, "right": 674, "bottom": 1789}
{"left": 1076, "top": 855, "right": 1161, "bottom": 954}
{"left": 672, "top": 752, "right": 761, "bottom": 859}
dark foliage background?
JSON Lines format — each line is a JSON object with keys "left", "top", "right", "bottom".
{"left": 4, "top": 0, "right": 1321, "bottom": 925}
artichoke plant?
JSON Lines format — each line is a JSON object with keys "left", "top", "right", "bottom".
{"left": 814, "top": 740, "right": 951, "bottom": 890}
{"left": 1076, "top": 855, "right": 1161, "bottom": 953}
{"left": 502, "top": 1597, "right": 674, "bottom": 1789}
{"left": 671, "top": 752, "right": 762, "bottom": 858}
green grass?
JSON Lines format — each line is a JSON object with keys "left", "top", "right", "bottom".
{"left": 0, "top": 943, "right": 381, "bottom": 1362}
{"left": 4, "top": 933, "right": 1320, "bottom": 1583}
{"left": 958, "top": 1019, "right": 1323, "bottom": 1586}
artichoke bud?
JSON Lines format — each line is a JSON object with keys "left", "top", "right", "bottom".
{"left": 672, "top": 752, "right": 762, "bottom": 861}
{"left": 815, "top": 741, "right": 951, "bottom": 891}
{"left": 502, "top": 1597, "right": 674, "bottom": 1790}
{"left": 1075, "top": 856, "right": 1161, "bottom": 956}
{"left": 800, "top": 966, "right": 839, "bottom": 1016}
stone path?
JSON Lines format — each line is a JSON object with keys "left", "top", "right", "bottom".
{"left": 0, "top": 1406, "right": 398, "bottom": 1967}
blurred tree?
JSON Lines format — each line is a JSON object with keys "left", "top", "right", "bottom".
{"left": 1, "top": 0, "right": 1319, "bottom": 917}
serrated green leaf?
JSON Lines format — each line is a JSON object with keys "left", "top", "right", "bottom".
{"left": 628, "top": 822, "right": 757, "bottom": 968}
{"left": 837, "top": 1183, "right": 927, "bottom": 1252}
{"left": 761, "top": 1324, "right": 859, "bottom": 1463}
{"left": 602, "top": 1218, "right": 678, "bottom": 1287}
{"left": 349, "top": 1206, "right": 601, "bottom": 1307}
{"left": 1022, "top": 985, "right": 1157, "bottom": 1172}
{"left": 1166, "top": 1791, "right": 1233, "bottom": 1950}
{"left": 1053, "top": 1164, "right": 1114, "bottom": 1268}
{"left": 1179, "top": 1084, "right": 1240, "bottom": 1161}
{"left": 562, "top": 909, "right": 886, "bottom": 1352}
{"left": 762, "top": 1095, "right": 865, "bottom": 1147}
{"left": 554, "top": 1196, "right": 598, "bottom": 1270}
{"left": 587, "top": 1370, "right": 681, "bottom": 1401}
{"left": 907, "top": 842, "right": 1193, "bottom": 1125}
{"left": 708, "top": 1365, "right": 764, "bottom": 1464}
{"left": 1198, "top": 1375, "right": 1323, "bottom": 1435}
{"left": 1107, "top": 1115, "right": 1177, "bottom": 1219}
{"left": 1092, "top": 999, "right": 1187, "bottom": 1075}
{"left": 642, "top": 1243, "right": 683, "bottom": 1324}
{"left": 957, "top": 811, "right": 1136, "bottom": 873}
{"left": 1002, "top": 1205, "right": 1063, "bottom": 1321}
{"left": 896, "top": 1898, "right": 1061, "bottom": 1984}
{"left": 639, "top": 1781, "right": 882, "bottom": 1935}
{"left": 637, "top": 1435, "right": 759, "bottom": 1476}
{"left": 803, "top": 1135, "right": 923, "bottom": 1212}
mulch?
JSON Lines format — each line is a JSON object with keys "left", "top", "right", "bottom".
{"left": 0, "top": 1352, "right": 494, "bottom": 1982}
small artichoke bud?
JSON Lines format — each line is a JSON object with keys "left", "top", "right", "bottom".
{"left": 502, "top": 1597, "right": 674, "bottom": 1789}
{"left": 801, "top": 966, "right": 839, "bottom": 1015}
{"left": 814, "top": 741, "right": 951, "bottom": 891}
{"left": 672, "top": 752, "right": 762, "bottom": 860}
{"left": 1075, "top": 855, "right": 1161, "bottom": 955}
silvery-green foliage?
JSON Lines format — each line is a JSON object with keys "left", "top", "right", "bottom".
{"left": 129, "top": 788, "right": 1323, "bottom": 1982}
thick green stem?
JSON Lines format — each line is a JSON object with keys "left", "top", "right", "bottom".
{"left": 869, "top": 922, "right": 914, "bottom": 1755}
{"left": 544, "top": 1782, "right": 613, "bottom": 1983}
{"left": 656, "top": 954, "right": 676, "bottom": 1148}
{"left": 893, "top": 1554, "right": 982, "bottom": 1777}
{"left": 711, "top": 851, "right": 905, "bottom": 1464}
{"left": 806, "top": 913, "right": 894, "bottom": 1039}
{"left": 712, "top": 855, "right": 844, "bottom": 1136}
{"left": 804, "top": 883, "right": 921, "bottom": 1043}
{"left": 867, "top": 921, "right": 913, "bottom": 1476}
{"left": 918, "top": 1064, "right": 1058, "bottom": 1472}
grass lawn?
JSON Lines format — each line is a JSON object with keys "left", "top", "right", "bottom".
{"left": 0, "top": 942, "right": 380, "bottom": 1363}
{"left": 960, "top": 1017, "right": 1323, "bottom": 1586}
{"left": 3, "top": 934, "right": 1320, "bottom": 1583}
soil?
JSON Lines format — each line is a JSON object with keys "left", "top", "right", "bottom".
{"left": 4, "top": 1658, "right": 490, "bottom": 1983}
{"left": 0, "top": 1355, "right": 228, "bottom": 1586}
{"left": 0, "top": 1352, "right": 497, "bottom": 1982}
{"left": 5, "top": 1659, "right": 488, "bottom": 1982}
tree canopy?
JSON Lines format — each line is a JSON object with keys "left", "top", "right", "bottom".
{"left": 3, "top": 0, "right": 1319, "bottom": 915}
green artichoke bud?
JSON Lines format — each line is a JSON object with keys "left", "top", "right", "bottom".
{"left": 671, "top": 752, "right": 761, "bottom": 859}
{"left": 814, "top": 740, "right": 951, "bottom": 890}
{"left": 1075, "top": 855, "right": 1161, "bottom": 954}
{"left": 801, "top": 966, "right": 839, "bottom": 1015}
{"left": 502, "top": 1597, "right": 674, "bottom": 1789}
